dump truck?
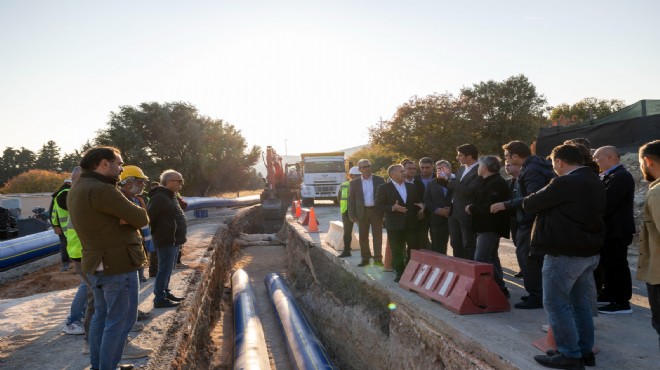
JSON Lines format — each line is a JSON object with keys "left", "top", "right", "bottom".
{"left": 299, "top": 151, "right": 346, "bottom": 206}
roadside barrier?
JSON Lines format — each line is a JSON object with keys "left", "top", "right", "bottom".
{"left": 324, "top": 221, "right": 359, "bottom": 251}
{"left": 399, "top": 249, "right": 510, "bottom": 314}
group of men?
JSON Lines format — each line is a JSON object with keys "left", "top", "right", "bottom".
{"left": 337, "top": 139, "right": 660, "bottom": 369}
{"left": 55, "top": 146, "right": 188, "bottom": 370}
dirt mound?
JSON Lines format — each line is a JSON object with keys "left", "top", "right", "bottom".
{"left": 0, "top": 264, "right": 79, "bottom": 299}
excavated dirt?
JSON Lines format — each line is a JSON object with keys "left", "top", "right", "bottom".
{"left": 0, "top": 263, "right": 79, "bottom": 299}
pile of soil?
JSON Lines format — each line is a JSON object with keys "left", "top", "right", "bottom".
{"left": 0, "top": 264, "right": 79, "bottom": 299}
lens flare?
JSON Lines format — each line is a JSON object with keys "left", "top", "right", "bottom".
{"left": 388, "top": 303, "right": 397, "bottom": 310}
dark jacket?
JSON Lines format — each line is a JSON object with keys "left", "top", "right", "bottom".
{"left": 503, "top": 155, "right": 554, "bottom": 227}
{"left": 447, "top": 164, "right": 482, "bottom": 221}
{"left": 347, "top": 175, "right": 385, "bottom": 221}
{"left": 424, "top": 178, "right": 452, "bottom": 226}
{"left": 602, "top": 165, "right": 636, "bottom": 238}
{"left": 376, "top": 181, "right": 422, "bottom": 231}
{"left": 68, "top": 171, "right": 149, "bottom": 275}
{"left": 467, "top": 174, "right": 510, "bottom": 238}
{"left": 148, "top": 186, "right": 188, "bottom": 247}
{"left": 523, "top": 167, "right": 606, "bottom": 257}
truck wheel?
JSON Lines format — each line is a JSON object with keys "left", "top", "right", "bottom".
{"left": 302, "top": 198, "right": 314, "bottom": 207}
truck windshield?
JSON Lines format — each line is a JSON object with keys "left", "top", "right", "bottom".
{"left": 305, "top": 161, "right": 345, "bottom": 173}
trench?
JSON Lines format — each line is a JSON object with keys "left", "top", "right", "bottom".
{"left": 150, "top": 205, "right": 514, "bottom": 370}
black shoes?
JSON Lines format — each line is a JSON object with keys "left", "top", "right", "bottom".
{"left": 546, "top": 350, "right": 595, "bottom": 367}
{"left": 514, "top": 271, "right": 523, "bottom": 278}
{"left": 394, "top": 274, "right": 402, "bottom": 283}
{"left": 534, "top": 351, "right": 585, "bottom": 370}
{"left": 338, "top": 251, "right": 352, "bottom": 258}
{"left": 357, "top": 261, "right": 370, "bottom": 267}
{"left": 597, "top": 302, "right": 632, "bottom": 315}
{"left": 514, "top": 298, "right": 543, "bottom": 309}
{"left": 154, "top": 298, "right": 180, "bottom": 308}
{"left": 166, "top": 293, "right": 185, "bottom": 302}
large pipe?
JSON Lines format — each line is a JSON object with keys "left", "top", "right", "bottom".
{"left": 232, "top": 269, "right": 271, "bottom": 370}
{"left": 183, "top": 196, "right": 260, "bottom": 211}
{"left": 0, "top": 230, "right": 61, "bottom": 271}
{"left": 264, "top": 273, "right": 337, "bottom": 370}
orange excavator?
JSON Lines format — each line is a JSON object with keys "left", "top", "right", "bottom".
{"left": 260, "top": 146, "right": 301, "bottom": 232}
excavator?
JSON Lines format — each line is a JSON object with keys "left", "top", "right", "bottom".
{"left": 259, "top": 146, "right": 301, "bottom": 233}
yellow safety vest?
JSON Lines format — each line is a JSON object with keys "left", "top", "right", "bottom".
{"left": 339, "top": 181, "right": 350, "bottom": 214}
{"left": 51, "top": 188, "right": 69, "bottom": 232}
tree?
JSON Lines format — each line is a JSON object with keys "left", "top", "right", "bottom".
{"left": 0, "top": 147, "right": 36, "bottom": 186}
{"left": 369, "top": 74, "right": 547, "bottom": 165}
{"left": 60, "top": 150, "right": 82, "bottom": 173}
{"left": 0, "top": 169, "right": 69, "bottom": 194}
{"left": 34, "top": 140, "right": 62, "bottom": 172}
{"left": 548, "top": 97, "right": 626, "bottom": 126}
{"left": 95, "top": 102, "right": 260, "bottom": 196}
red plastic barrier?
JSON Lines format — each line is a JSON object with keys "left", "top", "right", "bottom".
{"left": 399, "top": 249, "right": 510, "bottom": 314}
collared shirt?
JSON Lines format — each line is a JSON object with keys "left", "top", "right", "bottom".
{"left": 361, "top": 176, "right": 375, "bottom": 207}
{"left": 393, "top": 181, "right": 407, "bottom": 203}
{"left": 460, "top": 162, "right": 479, "bottom": 181}
{"left": 599, "top": 163, "right": 622, "bottom": 180}
{"left": 420, "top": 176, "right": 433, "bottom": 188}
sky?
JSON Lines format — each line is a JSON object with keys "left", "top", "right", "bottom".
{"left": 1, "top": 0, "right": 659, "bottom": 157}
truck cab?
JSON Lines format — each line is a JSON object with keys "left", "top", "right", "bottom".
{"left": 299, "top": 152, "right": 345, "bottom": 206}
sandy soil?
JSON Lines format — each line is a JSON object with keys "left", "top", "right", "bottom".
{"left": 0, "top": 263, "right": 80, "bottom": 299}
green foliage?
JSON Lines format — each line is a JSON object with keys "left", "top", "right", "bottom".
{"left": 95, "top": 102, "right": 260, "bottom": 196}
{"left": 34, "top": 140, "right": 62, "bottom": 171}
{"left": 370, "top": 74, "right": 547, "bottom": 166}
{"left": 0, "top": 147, "right": 36, "bottom": 185}
{"left": 0, "top": 169, "right": 69, "bottom": 194}
{"left": 348, "top": 143, "right": 403, "bottom": 178}
{"left": 548, "top": 97, "right": 626, "bottom": 125}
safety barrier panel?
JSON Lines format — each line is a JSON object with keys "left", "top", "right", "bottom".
{"left": 324, "top": 221, "right": 359, "bottom": 251}
{"left": 265, "top": 273, "right": 337, "bottom": 370}
{"left": 232, "top": 269, "right": 271, "bottom": 370}
{"left": 399, "top": 249, "right": 510, "bottom": 315}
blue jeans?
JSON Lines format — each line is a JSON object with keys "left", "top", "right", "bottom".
{"left": 475, "top": 232, "right": 505, "bottom": 290}
{"left": 121, "top": 271, "right": 139, "bottom": 339}
{"left": 542, "top": 254, "right": 599, "bottom": 359}
{"left": 66, "top": 261, "right": 88, "bottom": 325}
{"left": 87, "top": 271, "right": 134, "bottom": 370}
{"left": 154, "top": 245, "right": 179, "bottom": 302}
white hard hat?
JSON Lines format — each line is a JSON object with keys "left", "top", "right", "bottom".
{"left": 349, "top": 166, "right": 361, "bottom": 175}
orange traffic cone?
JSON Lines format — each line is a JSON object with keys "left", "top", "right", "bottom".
{"left": 532, "top": 324, "right": 557, "bottom": 352}
{"left": 295, "top": 201, "right": 302, "bottom": 218}
{"left": 383, "top": 238, "right": 393, "bottom": 271}
{"left": 307, "top": 207, "right": 319, "bottom": 233}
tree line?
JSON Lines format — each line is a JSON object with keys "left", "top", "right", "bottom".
{"left": 1, "top": 74, "right": 626, "bottom": 193}
{"left": 1, "top": 102, "right": 263, "bottom": 196}
{"left": 349, "top": 74, "right": 625, "bottom": 175}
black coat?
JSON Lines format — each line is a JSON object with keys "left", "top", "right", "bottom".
{"left": 148, "top": 186, "right": 187, "bottom": 247}
{"left": 424, "top": 178, "right": 452, "bottom": 226}
{"left": 467, "top": 174, "right": 510, "bottom": 238}
{"left": 376, "top": 181, "right": 422, "bottom": 231}
{"left": 602, "top": 165, "right": 636, "bottom": 238}
{"left": 447, "top": 164, "right": 482, "bottom": 221}
{"left": 504, "top": 155, "right": 555, "bottom": 227}
{"left": 523, "top": 167, "right": 606, "bottom": 257}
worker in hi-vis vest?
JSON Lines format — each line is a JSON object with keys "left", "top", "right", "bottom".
{"left": 337, "top": 166, "right": 362, "bottom": 257}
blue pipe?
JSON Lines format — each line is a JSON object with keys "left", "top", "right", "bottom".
{"left": 0, "top": 230, "right": 61, "bottom": 271}
{"left": 232, "top": 269, "right": 271, "bottom": 370}
{"left": 264, "top": 273, "right": 337, "bottom": 370}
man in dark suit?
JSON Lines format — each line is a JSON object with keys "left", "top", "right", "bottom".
{"left": 424, "top": 160, "right": 452, "bottom": 254}
{"left": 348, "top": 159, "right": 386, "bottom": 267}
{"left": 402, "top": 159, "right": 429, "bottom": 256}
{"left": 447, "top": 143, "right": 482, "bottom": 260}
{"left": 593, "top": 146, "right": 636, "bottom": 314}
{"left": 376, "top": 164, "right": 425, "bottom": 282}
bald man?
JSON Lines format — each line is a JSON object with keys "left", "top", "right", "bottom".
{"left": 592, "top": 146, "right": 636, "bottom": 314}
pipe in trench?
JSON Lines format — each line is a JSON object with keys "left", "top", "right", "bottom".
{"left": 232, "top": 269, "right": 271, "bottom": 370}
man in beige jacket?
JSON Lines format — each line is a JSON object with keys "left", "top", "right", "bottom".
{"left": 638, "top": 140, "right": 660, "bottom": 352}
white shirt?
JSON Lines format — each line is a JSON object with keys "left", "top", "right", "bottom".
{"left": 393, "top": 181, "right": 407, "bottom": 204}
{"left": 460, "top": 162, "right": 479, "bottom": 181}
{"left": 361, "top": 176, "right": 375, "bottom": 207}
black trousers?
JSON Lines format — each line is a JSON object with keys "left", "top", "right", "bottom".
{"left": 388, "top": 228, "right": 418, "bottom": 276}
{"left": 448, "top": 216, "right": 476, "bottom": 260}
{"left": 429, "top": 222, "right": 449, "bottom": 255}
{"left": 647, "top": 283, "right": 660, "bottom": 349}
{"left": 596, "top": 235, "right": 633, "bottom": 304}
{"left": 341, "top": 211, "right": 354, "bottom": 252}
{"left": 518, "top": 225, "right": 543, "bottom": 299}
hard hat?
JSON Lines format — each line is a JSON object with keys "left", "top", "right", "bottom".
{"left": 349, "top": 166, "right": 361, "bottom": 175}
{"left": 120, "top": 165, "right": 148, "bottom": 181}
{"left": 63, "top": 178, "right": 72, "bottom": 184}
